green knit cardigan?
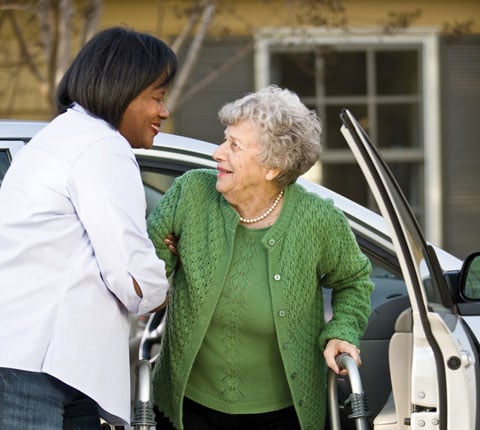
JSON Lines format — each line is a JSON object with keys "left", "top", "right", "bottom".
{"left": 147, "top": 169, "right": 373, "bottom": 430}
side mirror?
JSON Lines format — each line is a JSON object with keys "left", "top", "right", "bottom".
{"left": 461, "top": 252, "right": 480, "bottom": 300}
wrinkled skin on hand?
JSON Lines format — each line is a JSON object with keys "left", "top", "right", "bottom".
{"left": 324, "top": 339, "right": 361, "bottom": 375}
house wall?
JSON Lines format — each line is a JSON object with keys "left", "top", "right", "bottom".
{"left": 101, "top": 1, "right": 480, "bottom": 36}
{"left": 441, "top": 35, "right": 480, "bottom": 258}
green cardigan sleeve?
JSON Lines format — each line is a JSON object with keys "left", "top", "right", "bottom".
{"left": 317, "top": 204, "right": 374, "bottom": 348}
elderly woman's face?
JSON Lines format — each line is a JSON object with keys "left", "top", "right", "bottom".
{"left": 213, "top": 119, "right": 273, "bottom": 200}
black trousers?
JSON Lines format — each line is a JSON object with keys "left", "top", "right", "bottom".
{"left": 155, "top": 397, "right": 301, "bottom": 430}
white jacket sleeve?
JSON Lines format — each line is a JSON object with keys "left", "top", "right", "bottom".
{"left": 67, "top": 136, "right": 168, "bottom": 314}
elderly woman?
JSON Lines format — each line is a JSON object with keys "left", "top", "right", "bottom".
{"left": 147, "top": 85, "right": 373, "bottom": 430}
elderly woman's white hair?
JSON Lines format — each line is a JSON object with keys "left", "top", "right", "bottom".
{"left": 218, "top": 85, "right": 322, "bottom": 188}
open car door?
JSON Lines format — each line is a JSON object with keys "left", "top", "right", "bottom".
{"left": 340, "top": 109, "right": 478, "bottom": 430}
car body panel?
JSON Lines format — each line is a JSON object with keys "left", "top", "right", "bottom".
{"left": 0, "top": 120, "right": 47, "bottom": 140}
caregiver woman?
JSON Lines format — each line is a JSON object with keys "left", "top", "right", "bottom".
{"left": 0, "top": 26, "right": 176, "bottom": 428}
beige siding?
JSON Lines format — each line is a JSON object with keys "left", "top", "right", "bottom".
{"left": 442, "top": 35, "right": 480, "bottom": 257}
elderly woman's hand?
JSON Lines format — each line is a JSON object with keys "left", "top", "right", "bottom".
{"left": 323, "top": 338, "right": 362, "bottom": 375}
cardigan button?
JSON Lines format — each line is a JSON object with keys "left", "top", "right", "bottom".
{"left": 274, "top": 274, "right": 281, "bottom": 281}
{"left": 291, "top": 372, "right": 297, "bottom": 379}
{"left": 268, "top": 238, "right": 276, "bottom": 246}
{"left": 278, "top": 310, "right": 286, "bottom": 317}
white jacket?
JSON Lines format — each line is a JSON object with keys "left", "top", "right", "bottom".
{"left": 0, "top": 104, "right": 168, "bottom": 425}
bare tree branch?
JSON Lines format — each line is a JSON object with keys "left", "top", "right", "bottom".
{"left": 7, "top": 9, "right": 45, "bottom": 84}
{"left": 171, "top": 3, "right": 202, "bottom": 53}
{"left": 168, "top": 0, "right": 216, "bottom": 114}
{"left": 4, "top": 62, "right": 22, "bottom": 117}
{"left": 80, "top": 0, "right": 103, "bottom": 45}
{"left": 36, "top": 0, "right": 53, "bottom": 76}
{"left": 0, "top": 4, "right": 30, "bottom": 12}
{"left": 55, "top": 0, "right": 74, "bottom": 89}
{"left": 380, "top": 8, "right": 423, "bottom": 34}
{"left": 441, "top": 18, "right": 475, "bottom": 42}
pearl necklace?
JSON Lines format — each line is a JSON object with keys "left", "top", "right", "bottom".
{"left": 239, "top": 189, "right": 284, "bottom": 224}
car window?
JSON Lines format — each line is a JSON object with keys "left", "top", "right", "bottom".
{"left": 369, "top": 260, "right": 407, "bottom": 308}
{"left": 0, "top": 140, "right": 28, "bottom": 187}
{"left": 0, "top": 148, "right": 11, "bottom": 186}
{"left": 141, "top": 170, "right": 175, "bottom": 193}
{"left": 141, "top": 170, "right": 176, "bottom": 217}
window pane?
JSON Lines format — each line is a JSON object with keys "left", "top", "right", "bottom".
{"left": 325, "top": 51, "right": 366, "bottom": 96}
{"left": 323, "top": 164, "right": 369, "bottom": 205}
{"left": 388, "top": 162, "right": 423, "bottom": 225}
{"left": 377, "top": 103, "right": 420, "bottom": 148}
{"left": 325, "top": 105, "right": 367, "bottom": 149}
{"left": 376, "top": 50, "right": 419, "bottom": 95}
{"left": 271, "top": 52, "right": 315, "bottom": 97}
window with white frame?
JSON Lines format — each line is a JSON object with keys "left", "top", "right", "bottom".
{"left": 255, "top": 29, "right": 441, "bottom": 242}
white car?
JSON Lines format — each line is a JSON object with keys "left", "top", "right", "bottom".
{"left": 1, "top": 112, "right": 479, "bottom": 430}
